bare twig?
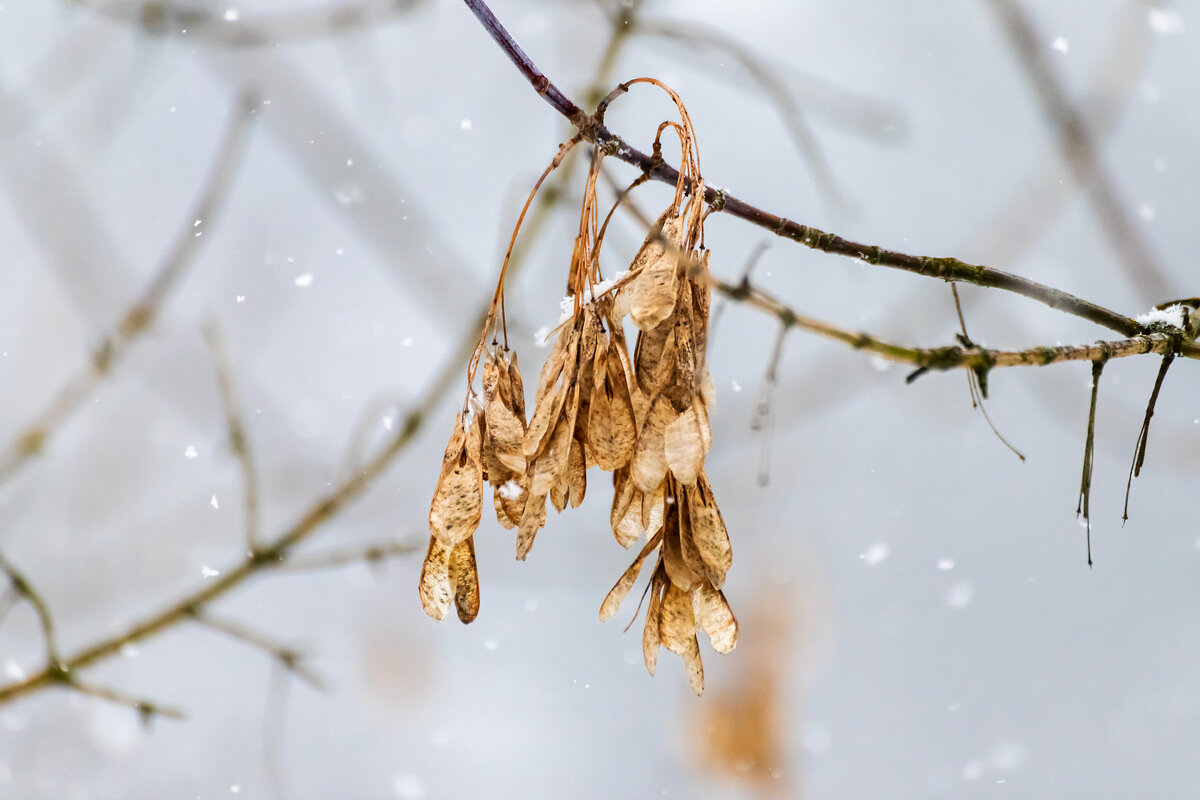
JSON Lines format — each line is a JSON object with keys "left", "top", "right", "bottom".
{"left": 602, "top": 166, "right": 1190, "bottom": 378}
{"left": 79, "top": 0, "right": 424, "bottom": 47}
{"left": 1123, "top": 351, "right": 1176, "bottom": 523}
{"left": 750, "top": 325, "right": 787, "bottom": 487}
{"left": 281, "top": 540, "right": 419, "bottom": 572}
{"left": 204, "top": 325, "right": 262, "bottom": 552}
{"left": 637, "top": 18, "right": 853, "bottom": 215}
{"left": 719, "top": 273, "right": 1184, "bottom": 374}
{"left": 950, "top": 284, "right": 1026, "bottom": 461}
{"left": 0, "top": 551, "right": 61, "bottom": 665}
{"left": 191, "top": 610, "right": 325, "bottom": 690}
{"left": 1078, "top": 355, "right": 1107, "bottom": 566}
{"left": 63, "top": 680, "right": 185, "bottom": 723}
{"left": 460, "top": 0, "right": 1197, "bottom": 352}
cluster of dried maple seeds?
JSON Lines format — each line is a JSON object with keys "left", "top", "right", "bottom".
{"left": 420, "top": 83, "right": 736, "bottom": 694}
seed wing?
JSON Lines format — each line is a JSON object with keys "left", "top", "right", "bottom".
{"left": 418, "top": 537, "right": 453, "bottom": 621}
{"left": 449, "top": 537, "right": 480, "bottom": 624}
{"left": 599, "top": 531, "right": 663, "bottom": 621}
{"left": 693, "top": 581, "right": 738, "bottom": 654}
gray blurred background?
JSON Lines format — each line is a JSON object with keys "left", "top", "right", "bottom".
{"left": 1, "top": 0, "right": 1198, "bottom": 797}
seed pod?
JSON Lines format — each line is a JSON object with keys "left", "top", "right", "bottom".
{"left": 449, "top": 537, "right": 480, "bottom": 623}
{"left": 664, "top": 404, "right": 704, "bottom": 485}
{"left": 610, "top": 467, "right": 642, "bottom": 548}
{"left": 693, "top": 581, "right": 738, "bottom": 654}
{"left": 599, "top": 531, "right": 663, "bottom": 621}
{"left": 662, "top": 499, "right": 698, "bottom": 591}
{"left": 630, "top": 211, "right": 685, "bottom": 331}
{"left": 687, "top": 475, "right": 732, "bottom": 586}
{"left": 507, "top": 352, "right": 526, "bottom": 420}
{"left": 690, "top": 251, "right": 712, "bottom": 368}
{"left": 428, "top": 413, "right": 483, "bottom": 547}
{"left": 418, "top": 537, "right": 453, "bottom": 621}
{"left": 566, "top": 436, "right": 587, "bottom": 508}
{"left": 515, "top": 492, "right": 547, "bottom": 561}
{"left": 631, "top": 397, "right": 675, "bottom": 494}
{"left": 642, "top": 568, "right": 666, "bottom": 676}
{"left": 659, "top": 582, "right": 704, "bottom": 695}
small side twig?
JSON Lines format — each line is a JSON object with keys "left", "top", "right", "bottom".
{"left": 0, "top": 551, "right": 61, "bottom": 666}
{"left": 750, "top": 325, "right": 788, "bottom": 487}
{"left": 1123, "top": 350, "right": 1177, "bottom": 523}
{"left": 1077, "top": 352, "right": 1108, "bottom": 565}
{"left": 61, "top": 679, "right": 185, "bottom": 724}
{"left": 281, "top": 540, "right": 419, "bottom": 572}
{"left": 190, "top": 610, "right": 325, "bottom": 690}
{"left": 203, "top": 325, "right": 262, "bottom": 552}
{"left": 951, "top": 284, "right": 1025, "bottom": 461}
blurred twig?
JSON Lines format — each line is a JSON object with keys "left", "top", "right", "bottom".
{"left": 984, "top": 0, "right": 1172, "bottom": 300}
{"left": 637, "top": 17, "right": 860, "bottom": 215}
{"left": 204, "top": 326, "right": 262, "bottom": 552}
{"left": 76, "top": 0, "right": 427, "bottom": 47}
{"left": 0, "top": 92, "right": 257, "bottom": 488}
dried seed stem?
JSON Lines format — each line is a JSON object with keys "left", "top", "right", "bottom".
{"left": 1123, "top": 351, "right": 1176, "bottom": 523}
{"left": 1078, "top": 354, "right": 1107, "bottom": 565}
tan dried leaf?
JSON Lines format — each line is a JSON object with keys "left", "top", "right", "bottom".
{"left": 428, "top": 416, "right": 483, "bottom": 547}
{"left": 532, "top": 325, "right": 569, "bottom": 408}
{"left": 659, "top": 582, "right": 698, "bottom": 654}
{"left": 418, "top": 536, "right": 452, "bottom": 621}
{"left": 677, "top": 490, "right": 708, "bottom": 578}
{"left": 662, "top": 506, "right": 699, "bottom": 591}
{"left": 515, "top": 492, "right": 547, "bottom": 561}
{"left": 492, "top": 483, "right": 521, "bottom": 530}
{"left": 448, "top": 537, "right": 480, "bottom": 624}
{"left": 549, "top": 479, "right": 568, "bottom": 513}
{"left": 642, "top": 570, "right": 665, "bottom": 676}
{"left": 566, "top": 435, "right": 586, "bottom": 508}
{"left": 688, "top": 477, "right": 733, "bottom": 582}
{"left": 641, "top": 480, "right": 666, "bottom": 537}
{"left": 695, "top": 395, "right": 713, "bottom": 454}
{"left": 633, "top": 317, "right": 675, "bottom": 399}
{"left": 631, "top": 397, "right": 674, "bottom": 493}
{"left": 660, "top": 582, "right": 705, "bottom": 694}
{"left": 693, "top": 581, "right": 738, "bottom": 654}
{"left": 531, "top": 391, "right": 576, "bottom": 496}
{"left": 437, "top": 413, "right": 467, "bottom": 469}
{"left": 507, "top": 352, "right": 526, "bottom": 420}
{"left": 668, "top": 280, "right": 697, "bottom": 411}
{"left": 680, "top": 633, "right": 706, "bottom": 695}
{"left": 524, "top": 380, "right": 566, "bottom": 460}
{"left": 664, "top": 404, "right": 704, "bottom": 485}
{"left": 599, "top": 531, "right": 663, "bottom": 621}
{"left": 482, "top": 357, "right": 502, "bottom": 404}
{"left": 630, "top": 213, "right": 684, "bottom": 332}
{"left": 485, "top": 398, "right": 526, "bottom": 475}
{"left": 690, "top": 252, "right": 712, "bottom": 367}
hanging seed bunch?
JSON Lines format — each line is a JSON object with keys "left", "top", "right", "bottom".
{"left": 420, "top": 80, "right": 736, "bottom": 693}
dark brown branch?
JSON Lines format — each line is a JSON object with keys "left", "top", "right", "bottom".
{"left": 460, "top": 0, "right": 1192, "bottom": 351}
